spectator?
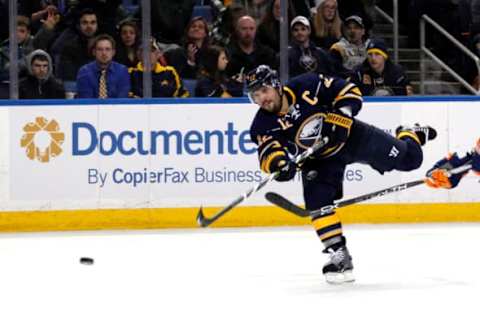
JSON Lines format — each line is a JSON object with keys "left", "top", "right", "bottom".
{"left": 225, "top": 15, "right": 276, "bottom": 79}
{"left": 165, "top": 16, "right": 211, "bottom": 80}
{"left": 56, "top": 8, "right": 98, "bottom": 81}
{"left": 114, "top": 18, "right": 140, "bottom": 68}
{"left": 19, "top": 0, "right": 63, "bottom": 34}
{"left": 195, "top": 45, "right": 243, "bottom": 97}
{"left": 32, "top": 5, "right": 63, "bottom": 52}
{"left": 337, "top": 0, "right": 373, "bottom": 35}
{"left": 60, "top": 0, "right": 128, "bottom": 36}
{"left": 256, "top": 0, "right": 296, "bottom": 51}
{"left": 210, "top": 3, "right": 247, "bottom": 47}
{"left": 129, "top": 38, "right": 189, "bottom": 98}
{"left": 351, "top": 39, "right": 413, "bottom": 96}
{"left": 235, "top": 0, "right": 270, "bottom": 23}
{"left": 19, "top": 49, "right": 65, "bottom": 99}
{"left": 288, "top": 15, "right": 335, "bottom": 77}
{"left": 0, "top": 15, "right": 36, "bottom": 80}
{"left": 150, "top": 0, "right": 196, "bottom": 44}
{"left": 311, "top": 0, "right": 342, "bottom": 50}
{"left": 293, "top": 0, "right": 315, "bottom": 20}
{"left": 76, "top": 34, "right": 130, "bottom": 98}
{"left": 330, "top": 15, "right": 371, "bottom": 77}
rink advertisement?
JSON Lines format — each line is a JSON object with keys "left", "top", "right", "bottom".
{"left": 9, "top": 103, "right": 262, "bottom": 206}
{"left": 2, "top": 97, "right": 480, "bottom": 231}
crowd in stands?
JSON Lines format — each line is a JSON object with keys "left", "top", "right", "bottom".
{"left": 1, "top": 0, "right": 478, "bottom": 100}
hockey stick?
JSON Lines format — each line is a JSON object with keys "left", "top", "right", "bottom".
{"left": 196, "top": 137, "right": 329, "bottom": 227}
{"left": 265, "top": 163, "right": 473, "bottom": 218}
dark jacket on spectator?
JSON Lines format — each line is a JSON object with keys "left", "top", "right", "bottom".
{"left": 288, "top": 41, "right": 335, "bottom": 77}
{"left": 165, "top": 46, "right": 203, "bottom": 80}
{"left": 150, "top": 0, "right": 196, "bottom": 44}
{"left": 129, "top": 62, "right": 189, "bottom": 98}
{"left": 57, "top": 30, "right": 95, "bottom": 81}
{"left": 257, "top": 19, "right": 280, "bottom": 52}
{"left": 0, "top": 35, "right": 36, "bottom": 81}
{"left": 351, "top": 59, "right": 411, "bottom": 96}
{"left": 195, "top": 73, "right": 244, "bottom": 97}
{"left": 225, "top": 42, "right": 276, "bottom": 77}
{"left": 114, "top": 44, "right": 139, "bottom": 69}
{"left": 19, "top": 49, "right": 65, "bottom": 99}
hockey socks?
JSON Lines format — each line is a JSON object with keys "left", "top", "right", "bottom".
{"left": 312, "top": 210, "right": 343, "bottom": 246}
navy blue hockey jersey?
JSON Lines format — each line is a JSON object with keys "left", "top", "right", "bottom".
{"left": 249, "top": 72, "right": 363, "bottom": 174}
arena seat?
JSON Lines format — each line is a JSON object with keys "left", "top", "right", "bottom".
{"left": 191, "top": 5, "right": 213, "bottom": 23}
{"left": 183, "top": 79, "right": 197, "bottom": 97}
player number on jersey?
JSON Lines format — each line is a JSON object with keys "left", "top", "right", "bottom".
{"left": 277, "top": 118, "right": 293, "bottom": 130}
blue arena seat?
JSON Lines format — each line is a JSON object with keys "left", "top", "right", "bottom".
{"left": 122, "top": 0, "right": 138, "bottom": 14}
{"left": 63, "top": 81, "right": 77, "bottom": 93}
{"left": 0, "top": 81, "right": 9, "bottom": 99}
{"left": 183, "top": 79, "right": 197, "bottom": 97}
{"left": 191, "top": 5, "right": 213, "bottom": 23}
{"left": 63, "top": 81, "right": 77, "bottom": 98}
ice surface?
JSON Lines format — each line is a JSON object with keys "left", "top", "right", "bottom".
{"left": 0, "top": 223, "right": 479, "bottom": 316}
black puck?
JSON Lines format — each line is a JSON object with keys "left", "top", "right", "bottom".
{"left": 80, "top": 257, "right": 94, "bottom": 265}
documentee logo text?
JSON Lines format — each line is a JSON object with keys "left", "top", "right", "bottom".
{"left": 72, "top": 122, "right": 256, "bottom": 156}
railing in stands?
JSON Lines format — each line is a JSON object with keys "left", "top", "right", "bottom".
{"left": 420, "top": 14, "right": 480, "bottom": 95}
{"left": 373, "top": 0, "right": 398, "bottom": 63}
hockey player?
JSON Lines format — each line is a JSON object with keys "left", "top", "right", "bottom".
{"left": 425, "top": 139, "right": 480, "bottom": 189}
{"left": 247, "top": 65, "right": 437, "bottom": 284}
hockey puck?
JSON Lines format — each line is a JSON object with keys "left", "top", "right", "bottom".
{"left": 80, "top": 257, "right": 94, "bottom": 265}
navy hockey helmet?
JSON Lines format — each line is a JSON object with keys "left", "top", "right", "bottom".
{"left": 246, "top": 65, "right": 281, "bottom": 95}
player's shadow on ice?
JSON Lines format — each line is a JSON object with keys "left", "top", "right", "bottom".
{"left": 285, "top": 274, "right": 469, "bottom": 295}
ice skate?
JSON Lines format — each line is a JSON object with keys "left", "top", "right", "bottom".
{"left": 396, "top": 123, "right": 437, "bottom": 146}
{"left": 322, "top": 244, "right": 355, "bottom": 284}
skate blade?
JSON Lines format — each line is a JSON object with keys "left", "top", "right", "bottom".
{"left": 325, "top": 270, "right": 355, "bottom": 284}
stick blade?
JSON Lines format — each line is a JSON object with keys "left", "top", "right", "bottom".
{"left": 196, "top": 206, "right": 212, "bottom": 227}
{"left": 265, "top": 192, "right": 310, "bottom": 217}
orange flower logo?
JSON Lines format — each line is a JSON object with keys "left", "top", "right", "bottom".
{"left": 20, "top": 117, "right": 65, "bottom": 163}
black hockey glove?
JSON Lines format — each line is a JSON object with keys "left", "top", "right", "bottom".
{"left": 256, "top": 135, "right": 296, "bottom": 181}
{"left": 272, "top": 158, "right": 297, "bottom": 182}
{"left": 324, "top": 111, "right": 353, "bottom": 144}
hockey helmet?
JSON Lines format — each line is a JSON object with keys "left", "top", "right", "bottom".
{"left": 245, "top": 65, "right": 281, "bottom": 95}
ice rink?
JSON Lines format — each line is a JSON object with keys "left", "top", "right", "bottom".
{"left": 1, "top": 223, "right": 479, "bottom": 316}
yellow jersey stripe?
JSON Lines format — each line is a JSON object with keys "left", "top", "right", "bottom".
{"left": 337, "top": 83, "right": 356, "bottom": 98}
{"left": 283, "top": 86, "right": 296, "bottom": 105}
{"left": 261, "top": 151, "right": 286, "bottom": 173}
{"left": 258, "top": 140, "right": 281, "bottom": 162}
{"left": 333, "top": 94, "right": 363, "bottom": 106}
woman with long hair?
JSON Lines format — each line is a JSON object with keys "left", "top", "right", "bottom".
{"left": 195, "top": 45, "right": 243, "bottom": 97}
{"left": 114, "top": 18, "right": 140, "bottom": 68}
{"left": 256, "top": 0, "right": 296, "bottom": 51}
{"left": 165, "top": 16, "right": 211, "bottom": 79}
{"left": 312, "top": 0, "right": 342, "bottom": 50}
